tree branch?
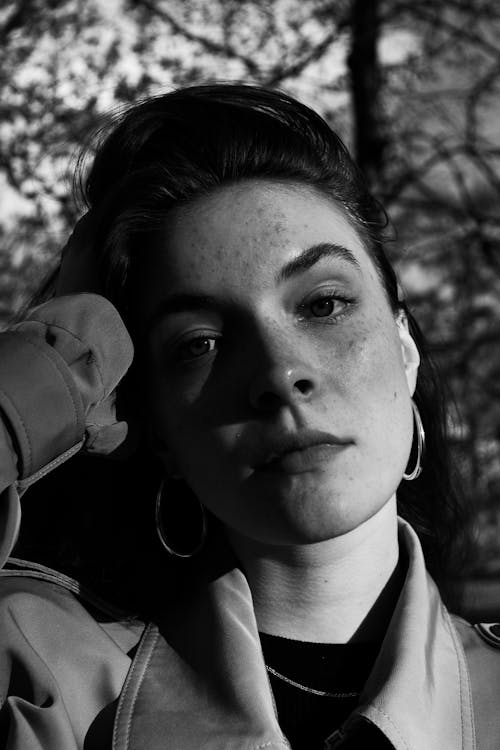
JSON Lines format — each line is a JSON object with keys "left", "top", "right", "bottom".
{"left": 131, "top": 0, "right": 261, "bottom": 76}
{"left": 264, "top": 28, "right": 339, "bottom": 86}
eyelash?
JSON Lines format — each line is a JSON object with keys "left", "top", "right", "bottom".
{"left": 173, "top": 333, "right": 221, "bottom": 363}
{"left": 298, "top": 289, "right": 355, "bottom": 322}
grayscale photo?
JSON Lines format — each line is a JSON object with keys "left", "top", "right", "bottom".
{"left": 1, "top": 1, "right": 499, "bottom": 748}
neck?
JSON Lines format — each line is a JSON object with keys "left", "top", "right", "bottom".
{"left": 228, "top": 497, "right": 402, "bottom": 644}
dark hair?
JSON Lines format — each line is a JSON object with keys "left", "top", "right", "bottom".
{"left": 18, "top": 84, "right": 470, "bottom": 613}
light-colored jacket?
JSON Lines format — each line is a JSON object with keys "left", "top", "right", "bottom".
{"left": 1, "top": 294, "right": 500, "bottom": 750}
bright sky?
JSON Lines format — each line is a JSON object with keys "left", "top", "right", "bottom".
{"left": 0, "top": 5, "right": 420, "bottom": 231}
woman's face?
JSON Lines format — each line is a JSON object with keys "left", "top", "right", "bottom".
{"left": 139, "top": 181, "right": 419, "bottom": 547}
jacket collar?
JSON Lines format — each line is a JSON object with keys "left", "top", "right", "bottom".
{"left": 117, "top": 519, "right": 474, "bottom": 750}
{"left": 344, "top": 519, "right": 475, "bottom": 749}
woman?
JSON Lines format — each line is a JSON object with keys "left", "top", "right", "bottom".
{"left": 0, "top": 84, "right": 498, "bottom": 750}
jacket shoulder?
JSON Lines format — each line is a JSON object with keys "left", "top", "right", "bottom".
{"left": 0, "top": 564, "right": 145, "bottom": 655}
{"left": 0, "top": 570, "right": 137, "bottom": 750}
{"left": 0, "top": 571, "right": 86, "bottom": 653}
{"left": 0, "top": 569, "right": 77, "bottom": 613}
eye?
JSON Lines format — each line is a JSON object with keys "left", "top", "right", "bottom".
{"left": 302, "top": 290, "right": 353, "bottom": 320}
{"left": 176, "top": 335, "right": 218, "bottom": 362}
{"left": 309, "top": 297, "right": 336, "bottom": 317}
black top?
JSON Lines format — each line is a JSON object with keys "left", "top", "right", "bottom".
{"left": 259, "top": 632, "right": 382, "bottom": 750}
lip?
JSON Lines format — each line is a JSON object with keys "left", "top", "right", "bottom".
{"left": 253, "top": 429, "right": 353, "bottom": 475}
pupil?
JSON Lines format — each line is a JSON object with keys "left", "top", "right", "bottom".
{"left": 311, "top": 298, "right": 333, "bottom": 317}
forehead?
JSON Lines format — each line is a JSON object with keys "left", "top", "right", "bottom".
{"left": 182, "top": 181, "right": 370, "bottom": 258}
{"left": 138, "top": 180, "right": 381, "bottom": 316}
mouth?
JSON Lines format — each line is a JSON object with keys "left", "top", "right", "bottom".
{"left": 253, "top": 430, "right": 353, "bottom": 475}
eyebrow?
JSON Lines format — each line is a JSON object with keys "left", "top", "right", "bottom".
{"left": 147, "top": 242, "right": 361, "bottom": 332}
{"left": 147, "top": 293, "right": 221, "bottom": 332}
{"left": 276, "top": 242, "right": 361, "bottom": 283}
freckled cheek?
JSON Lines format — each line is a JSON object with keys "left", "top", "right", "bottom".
{"left": 319, "top": 327, "right": 405, "bottom": 403}
{"left": 162, "top": 415, "right": 237, "bottom": 487}
{"left": 149, "top": 386, "right": 195, "bottom": 440}
{"left": 142, "top": 368, "right": 190, "bottom": 436}
{"left": 148, "top": 379, "right": 226, "bottom": 458}
{"left": 364, "top": 331, "right": 400, "bottom": 375}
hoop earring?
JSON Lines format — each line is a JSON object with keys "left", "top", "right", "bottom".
{"left": 403, "top": 399, "right": 425, "bottom": 481}
{"left": 155, "top": 479, "right": 207, "bottom": 558}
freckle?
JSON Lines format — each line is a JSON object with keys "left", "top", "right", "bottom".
{"left": 393, "top": 391, "right": 398, "bottom": 400}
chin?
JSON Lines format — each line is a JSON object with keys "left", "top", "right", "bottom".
{"left": 239, "top": 482, "right": 392, "bottom": 547}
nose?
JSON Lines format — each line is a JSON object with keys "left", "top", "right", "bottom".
{"left": 248, "top": 362, "right": 317, "bottom": 412}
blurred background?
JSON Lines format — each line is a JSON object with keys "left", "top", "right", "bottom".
{"left": 1, "top": 0, "right": 500, "bottom": 618}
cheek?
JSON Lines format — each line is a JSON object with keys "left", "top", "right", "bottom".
{"left": 147, "top": 371, "right": 228, "bottom": 479}
{"left": 342, "top": 313, "right": 407, "bottom": 393}
{"left": 354, "top": 324, "right": 414, "bottom": 469}
{"left": 323, "top": 315, "right": 412, "bottom": 441}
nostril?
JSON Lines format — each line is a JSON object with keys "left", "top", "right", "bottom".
{"left": 258, "top": 391, "right": 282, "bottom": 410}
{"left": 249, "top": 370, "right": 317, "bottom": 412}
{"left": 294, "top": 378, "right": 313, "bottom": 395}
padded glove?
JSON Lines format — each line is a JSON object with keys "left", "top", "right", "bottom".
{"left": 0, "top": 293, "right": 134, "bottom": 485}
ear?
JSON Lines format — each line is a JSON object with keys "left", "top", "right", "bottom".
{"left": 149, "top": 429, "right": 183, "bottom": 480}
{"left": 396, "top": 311, "right": 420, "bottom": 396}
